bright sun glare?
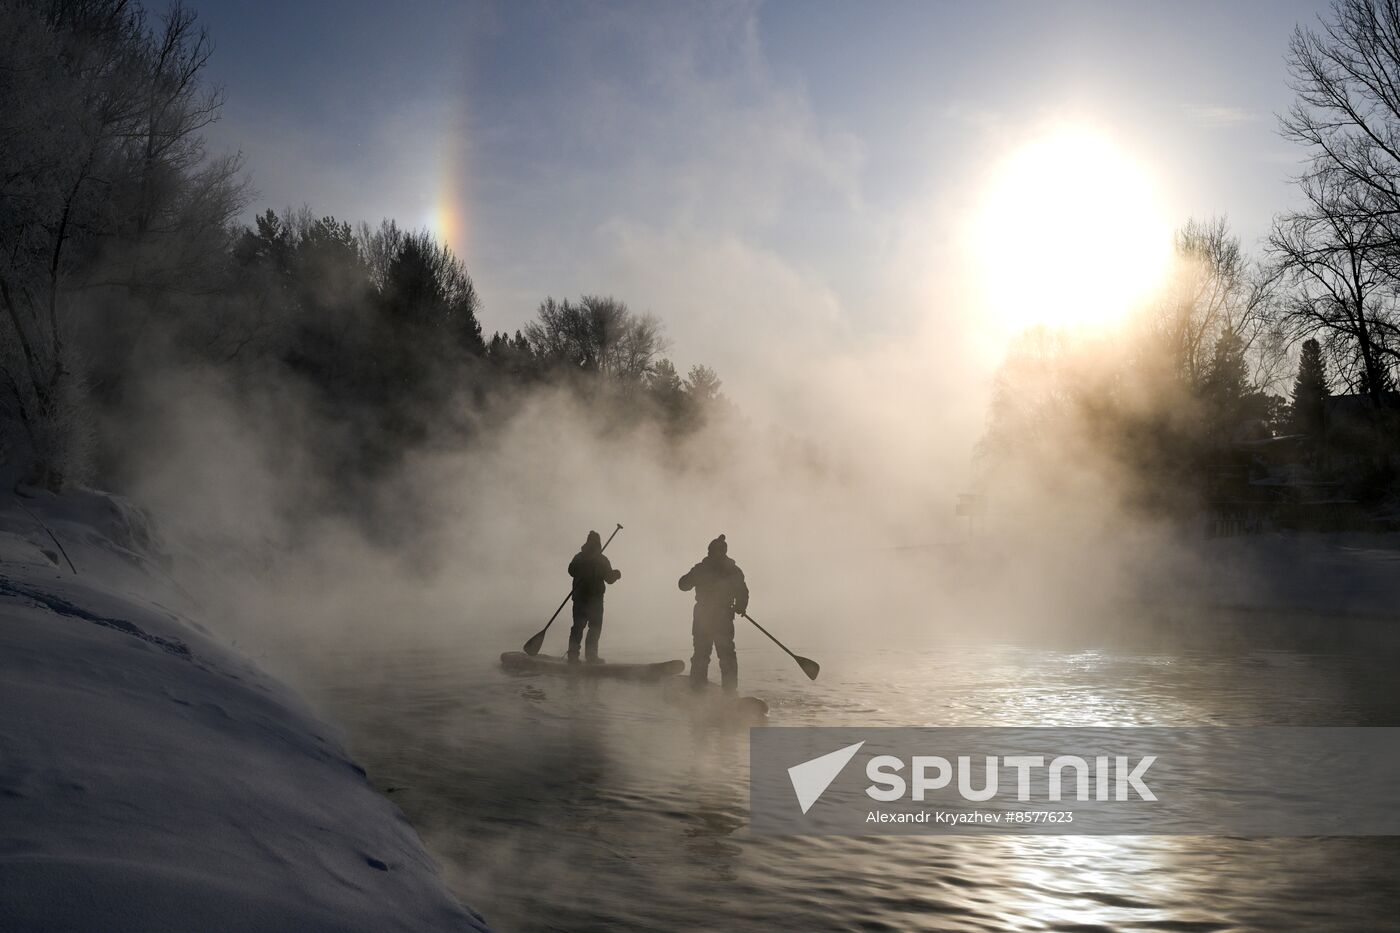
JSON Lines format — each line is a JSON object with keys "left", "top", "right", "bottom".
{"left": 975, "top": 128, "right": 1172, "bottom": 332}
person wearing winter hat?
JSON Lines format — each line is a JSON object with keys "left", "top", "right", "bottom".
{"left": 678, "top": 534, "right": 749, "bottom": 692}
{"left": 567, "top": 530, "right": 622, "bottom": 663}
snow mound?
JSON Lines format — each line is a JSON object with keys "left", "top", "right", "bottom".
{"left": 0, "top": 484, "right": 489, "bottom": 932}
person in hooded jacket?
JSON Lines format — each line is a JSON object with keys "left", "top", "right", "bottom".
{"left": 678, "top": 534, "right": 748, "bottom": 692}
{"left": 568, "top": 530, "right": 622, "bottom": 663}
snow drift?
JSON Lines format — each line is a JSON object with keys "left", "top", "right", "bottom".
{"left": 0, "top": 482, "right": 488, "bottom": 932}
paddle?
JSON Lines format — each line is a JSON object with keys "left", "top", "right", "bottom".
{"left": 522, "top": 523, "right": 623, "bottom": 656}
{"left": 741, "top": 611, "right": 820, "bottom": 680}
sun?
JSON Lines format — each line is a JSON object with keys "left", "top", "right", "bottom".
{"left": 973, "top": 128, "right": 1172, "bottom": 332}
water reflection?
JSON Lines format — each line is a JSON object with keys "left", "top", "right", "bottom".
{"left": 309, "top": 628, "right": 1400, "bottom": 932}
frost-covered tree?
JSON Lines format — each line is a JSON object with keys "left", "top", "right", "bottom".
{"left": 0, "top": 0, "right": 243, "bottom": 487}
{"left": 683, "top": 364, "right": 723, "bottom": 404}
{"left": 524, "top": 295, "right": 666, "bottom": 385}
{"left": 647, "top": 358, "right": 685, "bottom": 411}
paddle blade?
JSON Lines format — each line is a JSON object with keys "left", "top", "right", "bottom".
{"left": 797, "top": 656, "right": 820, "bottom": 680}
{"left": 522, "top": 629, "right": 547, "bottom": 656}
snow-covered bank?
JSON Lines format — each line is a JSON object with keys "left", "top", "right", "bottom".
{"left": 0, "top": 486, "right": 488, "bottom": 932}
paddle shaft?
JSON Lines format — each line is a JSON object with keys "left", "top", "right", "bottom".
{"left": 527, "top": 523, "right": 622, "bottom": 651}
{"left": 741, "top": 611, "right": 798, "bottom": 661}
{"left": 741, "top": 611, "right": 819, "bottom": 679}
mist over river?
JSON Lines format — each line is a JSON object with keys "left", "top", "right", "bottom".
{"left": 302, "top": 616, "right": 1400, "bottom": 933}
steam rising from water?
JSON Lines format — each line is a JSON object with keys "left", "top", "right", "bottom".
{"left": 113, "top": 293, "right": 1217, "bottom": 691}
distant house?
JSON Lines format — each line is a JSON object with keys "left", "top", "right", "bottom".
{"left": 1320, "top": 392, "right": 1400, "bottom": 469}
{"left": 1323, "top": 392, "right": 1400, "bottom": 431}
{"left": 1203, "top": 394, "right": 1400, "bottom": 536}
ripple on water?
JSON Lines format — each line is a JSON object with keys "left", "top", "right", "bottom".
{"left": 311, "top": 640, "right": 1400, "bottom": 932}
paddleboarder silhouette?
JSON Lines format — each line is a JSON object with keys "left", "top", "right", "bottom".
{"left": 679, "top": 534, "right": 749, "bottom": 693}
{"left": 567, "top": 530, "right": 622, "bottom": 663}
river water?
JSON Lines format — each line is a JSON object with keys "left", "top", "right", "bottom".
{"left": 309, "top": 618, "right": 1400, "bottom": 932}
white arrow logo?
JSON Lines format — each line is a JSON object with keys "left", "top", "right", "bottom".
{"left": 787, "top": 741, "right": 865, "bottom": 814}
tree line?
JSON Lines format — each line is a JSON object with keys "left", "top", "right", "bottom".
{"left": 0, "top": 0, "right": 728, "bottom": 493}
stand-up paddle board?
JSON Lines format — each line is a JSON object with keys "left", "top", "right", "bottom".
{"left": 499, "top": 651, "right": 685, "bottom": 681}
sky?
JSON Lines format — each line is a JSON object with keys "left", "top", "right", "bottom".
{"left": 188, "top": 0, "right": 1332, "bottom": 397}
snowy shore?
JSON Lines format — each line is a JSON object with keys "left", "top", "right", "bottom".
{"left": 0, "top": 486, "right": 488, "bottom": 932}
